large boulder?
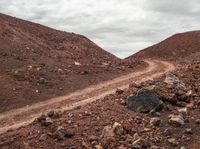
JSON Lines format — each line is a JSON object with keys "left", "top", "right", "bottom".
{"left": 127, "top": 89, "right": 163, "bottom": 113}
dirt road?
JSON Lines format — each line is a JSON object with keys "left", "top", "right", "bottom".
{"left": 0, "top": 59, "right": 175, "bottom": 134}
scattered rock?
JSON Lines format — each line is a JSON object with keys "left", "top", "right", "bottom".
{"left": 100, "top": 124, "right": 117, "bottom": 148}
{"left": 181, "top": 134, "right": 187, "bottom": 140}
{"left": 164, "top": 73, "right": 184, "bottom": 87}
{"left": 177, "top": 93, "right": 190, "bottom": 102}
{"left": 185, "top": 128, "right": 192, "bottom": 134}
{"left": 50, "top": 126, "right": 74, "bottom": 140}
{"left": 41, "top": 117, "right": 53, "bottom": 127}
{"left": 120, "top": 99, "right": 126, "bottom": 105}
{"left": 65, "top": 130, "right": 75, "bottom": 138}
{"left": 150, "top": 117, "right": 161, "bottom": 126}
{"left": 47, "top": 111, "right": 55, "bottom": 118}
{"left": 127, "top": 89, "right": 163, "bottom": 113}
{"left": 39, "top": 134, "right": 47, "bottom": 141}
{"left": 178, "top": 108, "right": 188, "bottom": 115}
{"left": 141, "top": 128, "right": 151, "bottom": 133}
{"left": 37, "top": 77, "right": 48, "bottom": 84}
{"left": 131, "top": 138, "right": 150, "bottom": 149}
{"left": 95, "top": 145, "right": 103, "bottom": 149}
{"left": 180, "top": 146, "right": 186, "bottom": 149}
{"left": 195, "top": 119, "right": 200, "bottom": 124}
{"left": 80, "top": 70, "right": 88, "bottom": 75}
{"left": 144, "top": 85, "right": 156, "bottom": 91}
{"left": 37, "top": 115, "right": 46, "bottom": 123}
{"left": 168, "top": 114, "right": 184, "bottom": 127}
{"left": 186, "top": 102, "right": 194, "bottom": 109}
{"left": 47, "top": 110, "right": 61, "bottom": 119}
{"left": 113, "top": 122, "right": 123, "bottom": 136}
{"left": 57, "top": 68, "right": 64, "bottom": 74}
{"left": 82, "top": 141, "right": 89, "bottom": 148}
{"left": 51, "top": 127, "right": 66, "bottom": 140}
{"left": 75, "top": 61, "right": 81, "bottom": 66}
{"left": 129, "top": 82, "right": 141, "bottom": 88}
{"left": 163, "top": 128, "right": 173, "bottom": 136}
{"left": 134, "top": 116, "right": 143, "bottom": 124}
{"left": 167, "top": 138, "right": 178, "bottom": 146}
{"left": 37, "top": 115, "right": 53, "bottom": 126}
{"left": 116, "top": 89, "right": 124, "bottom": 95}
{"left": 84, "top": 111, "right": 92, "bottom": 116}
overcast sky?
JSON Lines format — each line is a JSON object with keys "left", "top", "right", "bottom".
{"left": 0, "top": 0, "right": 199, "bottom": 58}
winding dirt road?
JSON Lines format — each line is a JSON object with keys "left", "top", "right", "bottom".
{"left": 0, "top": 59, "right": 175, "bottom": 134}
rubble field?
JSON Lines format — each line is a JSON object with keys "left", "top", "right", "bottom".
{"left": 0, "top": 59, "right": 199, "bottom": 149}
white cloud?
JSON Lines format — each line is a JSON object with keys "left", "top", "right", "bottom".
{"left": 0, "top": 0, "right": 200, "bottom": 58}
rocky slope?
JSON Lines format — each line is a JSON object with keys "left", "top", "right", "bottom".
{"left": 0, "top": 55, "right": 199, "bottom": 149}
{"left": 126, "top": 31, "right": 200, "bottom": 62}
{"left": 0, "top": 13, "right": 200, "bottom": 149}
{"left": 0, "top": 13, "right": 141, "bottom": 112}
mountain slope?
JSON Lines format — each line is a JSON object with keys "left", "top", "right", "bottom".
{"left": 0, "top": 13, "right": 119, "bottom": 70}
{"left": 126, "top": 31, "right": 200, "bottom": 62}
{"left": 0, "top": 13, "right": 139, "bottom": 112}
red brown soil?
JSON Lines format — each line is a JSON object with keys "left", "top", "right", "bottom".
{"left": 0, "top": 59, "right": 174, "bottom": 135}
{"left": 0, "top": 13, "right": 142, "bottom": 112}
{"left": 0, "top": 59, "right": 176, "bottom": 148}
{"left": 0, "top": 13, "right": 200, "bottom": 149}
{"left": 0, "top": 59, "right": 199, "bottom": 149}
{"left": 126, "top": 31, "right": 200, "bottom": 62}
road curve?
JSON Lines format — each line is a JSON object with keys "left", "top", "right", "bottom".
{"left": 0, "top": 59, "right": 175, "bottom": 134}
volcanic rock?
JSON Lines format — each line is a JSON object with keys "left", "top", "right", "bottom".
{"left": 127, "top": 89, "right": 163, "bottom": 113}
{"left": 100, "top": 125, "right": 116, "bottom": 148}
{"left": 178, "top": 108, "right": 188, "bottom": 115}
{"left": 41, "top": 117, "right": 53, "bottom": 127}
{"left": 37, "top": 77, "right": 48, "bottom": 84}
{"left": 168, "top": 114, "right": 185, "bottom": 127}
{"left": 39, "top": 134, "right": 48, "bottom": 141}
{"left": 185, "top": 128, "right": 192, "bottom": 134}
{"left": 150, "top": 117, "right": 161, "bottom": 126}
{"left": 37, "top": 115, "right": 46, "bottom": 123}
{"left": 47, "top": 111, "right": 55, "bottom": 118}
{"left": 164, "top": 73, "right": 182, "bottom": 85}
{"left": 50, "top": 126, "right": 74, "bottom": 140}
{"left": 95, "top": 145, "right": 103, "bottom": 149}
{"left": 116, "top": 89, "right": 124, "bottom": 95}
{"left": 195, "top": 119, "right": 200, "bottom": 124}
{"left": 47, "top": 110, "right": 61, "bottom": 119}
{"left": 168, "top": 138, "right": 178, "bottom": 146}
{"left": 113, "top": 122, "right": 124, "bottom": 136}
{"left": 80, "top": 70, "right": 88, "bottom": 75}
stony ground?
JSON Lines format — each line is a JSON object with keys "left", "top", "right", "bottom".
{"left": 0, "top": 12, "right": 200, "bottom": 149}
{"left": 0, "top": 59, "right": 199, "bottom": 149}
{"left": 0, "top": 13, "right": 143, "bottom": 112}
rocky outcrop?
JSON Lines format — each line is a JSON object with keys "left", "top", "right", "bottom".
{"left": 127, "top": 89, "right": 163, "bottom": 113}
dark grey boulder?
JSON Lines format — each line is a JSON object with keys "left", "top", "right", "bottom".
{"left": 127, "top": 89, "right": 163, "bottom": 113}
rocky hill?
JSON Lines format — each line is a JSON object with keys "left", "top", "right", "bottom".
{"left": 126, "top": 31, "right": 200, "bottom": 62}
{"left": 0, "top": 13, "right": 140, "bottom": 112}
{"left": 0, "top": 50, "right": 199, "bottom": 149}
{"left": 0, "top": 13, "right": 199, "bottom": 149}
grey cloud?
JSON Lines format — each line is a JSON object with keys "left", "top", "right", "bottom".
{"left": 0, "top": 0, "right": 200, "bottom": 58}
{"left": 145, "top": 0, "right": 200, "bottom": 16}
